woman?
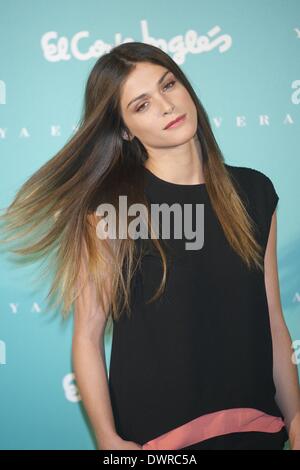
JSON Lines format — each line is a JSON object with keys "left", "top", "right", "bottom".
{"left": 0, "top": 42, "right": 299, "bottom": 450}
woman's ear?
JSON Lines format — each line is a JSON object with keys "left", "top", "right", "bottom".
{"left": 122, "top": 130, "right": 134, "bottom": 141}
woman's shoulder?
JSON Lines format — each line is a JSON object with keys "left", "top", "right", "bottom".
{"left": 224, "top": 163, "right": 275, "bottom": 189}
{"left": 224, "top": 162, "right": 279, "bottom": 249}
{"left": 224, "top": 163, "right": 279, "bottom": 206}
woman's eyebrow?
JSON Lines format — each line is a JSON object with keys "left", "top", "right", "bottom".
{"left": 126, "top": 70, "right": 171, "bottom": 109}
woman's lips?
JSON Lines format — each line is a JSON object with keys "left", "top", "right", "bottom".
{"left": 164, "top": 114, "right": 187, "bottom": 130}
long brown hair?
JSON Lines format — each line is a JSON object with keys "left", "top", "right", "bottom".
{"left": 0, "top": 42, "right": 264, "bottom": 325}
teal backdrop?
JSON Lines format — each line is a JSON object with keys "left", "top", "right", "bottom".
{"left": 0, "top": 0, "right": 299, "bottom": 450}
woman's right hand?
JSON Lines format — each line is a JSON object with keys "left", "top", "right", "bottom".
{"left": 98, "top": 434, "right": 143, "bottom": 450}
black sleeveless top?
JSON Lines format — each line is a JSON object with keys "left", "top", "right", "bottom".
{"left": 108, "top": 163, "right": 289, "bottom": 450}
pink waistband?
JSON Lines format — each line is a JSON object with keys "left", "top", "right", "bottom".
{"left": 142, "top": 408, "right": 285, "bottom": 450}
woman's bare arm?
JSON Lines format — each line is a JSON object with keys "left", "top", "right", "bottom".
{"left": 264, "top": 211, "right": 300, "bottom": 450}
{"left": 71, "top": 234, "right": 118, "bottom": 449}
{"left": 71, "top": 231, "right": 142, "bottom": 450}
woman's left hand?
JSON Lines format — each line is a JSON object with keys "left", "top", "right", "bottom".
{"left": 289, "top": 434, "right": 300, "bottom": 450}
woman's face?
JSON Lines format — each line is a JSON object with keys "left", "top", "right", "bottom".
{"left": 119, "top": 62, "right": 198, "bottom": 149}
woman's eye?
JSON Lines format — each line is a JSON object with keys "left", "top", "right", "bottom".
{"left": 135, "top": 80, "right": 176, "bottom": 112}
{"left": 164, "top": 80, "right": 176, "bottom": 90}
{"left": 136, "top": 102, "right": 148, "bottom": 112}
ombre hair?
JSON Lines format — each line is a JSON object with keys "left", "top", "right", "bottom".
{"left": 0, "top": 41, "right": 264, "bottom": 325}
